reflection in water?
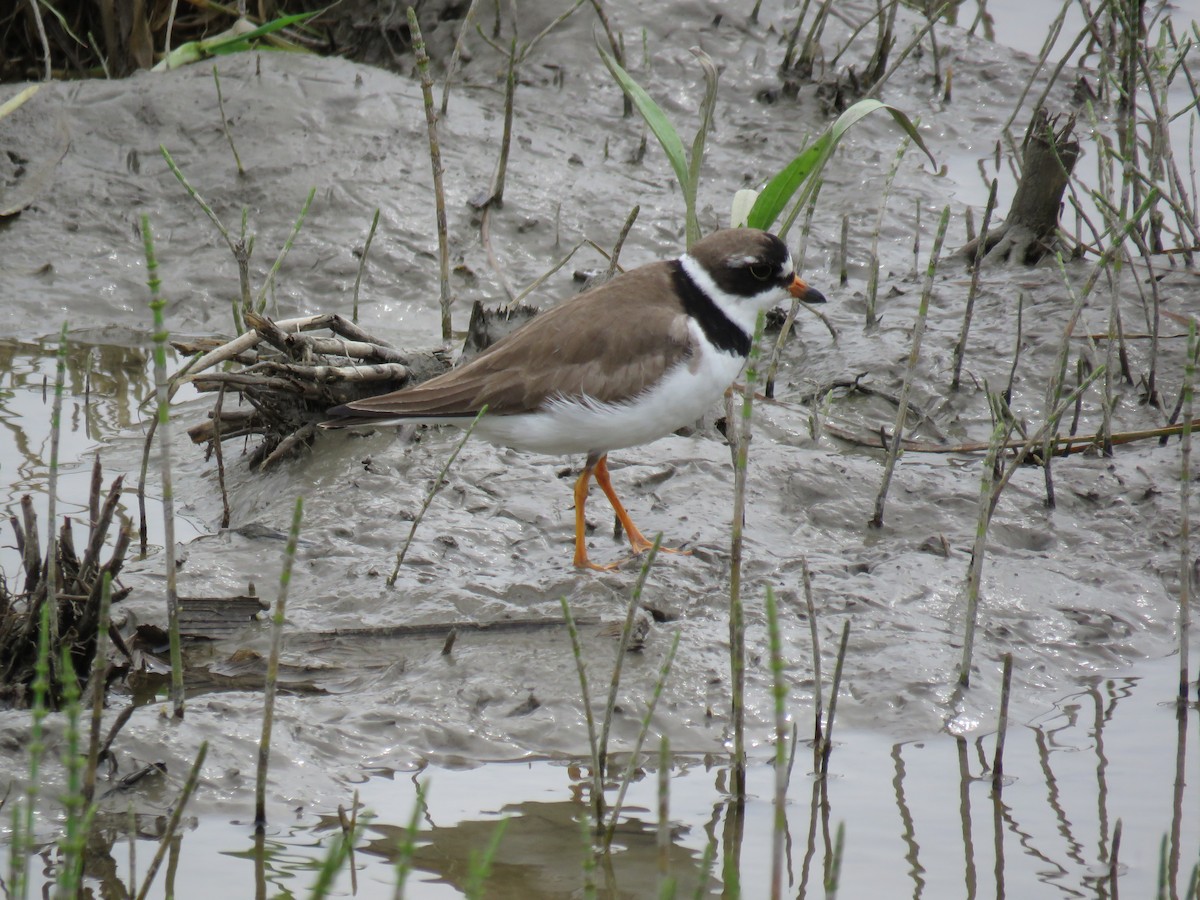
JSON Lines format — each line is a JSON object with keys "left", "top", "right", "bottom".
{"left": 14, "top": 660, "right": 1200, "bottom": 898}
{"left": 0, "top": 337, "right": 204, "bottom": 574}
{"left": 0, "top": 337, "right": 152, "bottom": 490}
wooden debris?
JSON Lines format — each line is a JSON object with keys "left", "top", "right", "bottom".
{"left": 173, "top": 311, "right": 452, "bottom": 470}
{"left": 178, "top": 592, "right": 271, "bottom": 640}
{"left": 960, "top": 108, "right": 1081, "bottom": 265}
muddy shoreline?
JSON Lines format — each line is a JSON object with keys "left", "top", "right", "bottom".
{"left": 0, "top": 4, "right": 1197, "bottom": 891}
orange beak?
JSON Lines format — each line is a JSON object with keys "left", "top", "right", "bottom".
{"left": 789, "top": 275, "right": 827, "bottom": 304}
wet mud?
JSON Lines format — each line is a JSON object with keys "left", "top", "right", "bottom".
{"left": 0, "top": 0, "right": 1197, "bottom": 895}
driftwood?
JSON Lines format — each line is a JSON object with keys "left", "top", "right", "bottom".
{"left": 0, "top": 459, "right": 133, "bottom": 709}
{"left": 961, "top": 108, "right": 1080, "bottom": 265}
{"left": 176, "top": 311, "right": 452, "bottom": 471}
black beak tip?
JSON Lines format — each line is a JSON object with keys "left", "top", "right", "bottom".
{"left": 802, "top": 286, "right": 827, "bottom": 305}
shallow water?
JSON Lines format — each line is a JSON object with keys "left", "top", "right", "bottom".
{"left": 1, "top": 0, "right": 1198, "bottom": 896}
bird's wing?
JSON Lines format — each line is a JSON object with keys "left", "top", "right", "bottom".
{"left": 336, "top": 263, "right": 696, "bottom": 419}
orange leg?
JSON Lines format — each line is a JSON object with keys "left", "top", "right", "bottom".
{"left": 592, "top": 455, "right": 656, "bottom": 554}
{"left": 572, "top": 459, "right": 619, "bottom": 571}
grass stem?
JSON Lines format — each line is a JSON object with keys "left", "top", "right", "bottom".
{"left": 142, "top": 215, "right": 185, "bottom": 719}
{"left": 212, "top": 65, "right": 244, "bottom": 176}
{"left": 255, "top": 496, "right": 304, "bottom": 829}
{"left": 561, "top": 596, "right": 605, "bottom": 828}
{"left": 134, "top": 742, "right": 208, "bottom": 900}
{"left": 388, "top": 408, "right": 486, "bottom": 585}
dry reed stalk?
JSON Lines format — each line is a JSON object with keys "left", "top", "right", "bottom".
{"left": 588, "top": 0, "right": 631, "bottom": 116}
{"left": 998, "top": 0, "right": 1073, "bottom": 136}
{"left": 254, "top": 187, "right": 314, "bottom": 316}
{"left": 765, "top": 193, "right": 822, "bottom": 400}
{"left": 865, "top": 134, "right": 912, "bottom": 328}
{"left": 952, "top": 179, "right": 999, "bottom": 392}
{"left": 352, "top": 208, "right": 380, "bottom": 324}
{"left": 802, "top": 558, "right": 824, "bottom": 750}
{"left": 597, "top": 536, "right": 661, "bottom": 778}
{"left": 819, "top": 620, "right": 850, "bottom": 775}
{"left": 960, "top": 365, "right": 1107, "bottom": 686}
{"left": 1178, "top": 323, "right": 1194, "bottom": 702}
{"left": 863, "top": 2, "right": 950, "bottom": 97}
{"left": 780, "top": 0, "right": 814, "bottom": 73}
{"left": 439, "top": 0, "right": 481, "bottom": 116}
{"left": 727, "top": 312, "right": 768, "bottom": 799}
{"left": 407, "top": 7, "right": 453, "bottom": 341}
{"left": 766, "top": 586, "right": 788, "bottom": 900}
{"left": 142, "top": 216, "right": 184, "bottom": 719}
{"left": 603, "top": 630, "right": 680, "bottom": 849}
{"left": 212, "top": 66, "right": 243, "bottom": 175}
{"left": 603, "top": 205, "right": 638, "bottom": 283}
{"left": 158, "top": 146, "right": 252, "bottom": 334}
{"left": 871, "top": 205, "right": 949, "bottom": 528}
{"left": 26, "top": 0, "right": 51, "bottom": 80}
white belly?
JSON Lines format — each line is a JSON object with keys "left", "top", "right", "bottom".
{"left": 474, "top": 347, "right": 745, "bottom": 457}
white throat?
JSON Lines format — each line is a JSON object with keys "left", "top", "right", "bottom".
{"left": 679, "top": 252, "right": 795, "bottom": 338}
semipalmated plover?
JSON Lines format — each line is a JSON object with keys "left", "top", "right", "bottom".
{"left": 322, "top": 228, "right": 826, "bottom": 569}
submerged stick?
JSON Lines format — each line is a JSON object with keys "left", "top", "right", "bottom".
{"left": 1110, "top": 818, "right": 1123, "bottom": 899}
{"left": 991, "top": 652, "right": 1014, "bottom": 790}
{"left": 255, "top": 496, "right": 303, "bottom": 829}
{"left": 142, "top": 216, "right": 185, "bottom": 720}
{"left": 820, "top": 620, "right": 850, "bottom": 776}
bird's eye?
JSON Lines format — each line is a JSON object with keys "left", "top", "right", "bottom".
{"left": 748, "top": 263, "right": 772, "bottom": 281}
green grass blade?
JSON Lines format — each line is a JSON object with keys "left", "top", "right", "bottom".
{"left": 746, "top": 137, "right": 829, "bottom": 231}
{"left": 156, "top": 11, "right": 320, "bottom": 70}
{"left": 596, "top": 40, "right": 690, "bottom": 204}
{"left": 747, "top": 99, "right": 936, "bottom": 232}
